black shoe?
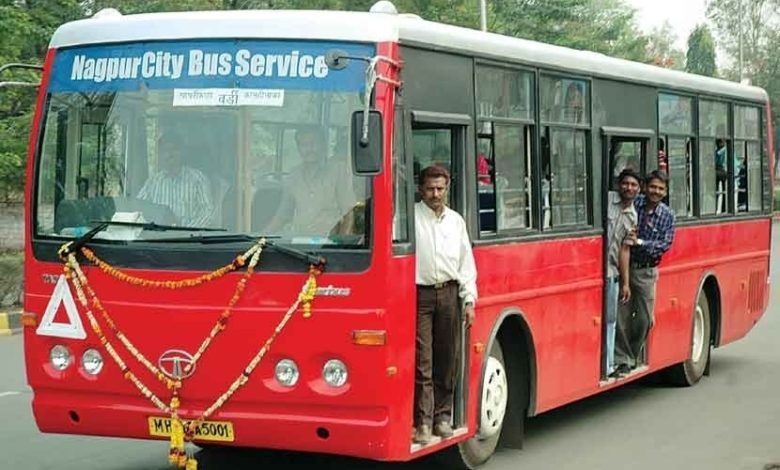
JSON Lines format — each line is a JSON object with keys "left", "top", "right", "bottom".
{"left": 610, "top": 364, "right": 631, "bottom": 378}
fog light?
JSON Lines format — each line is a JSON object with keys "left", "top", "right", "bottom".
{"left": 322, "top": 359, "right": 348, "bottom": 387}
{"left": 275, "top": 359, "right": 299, "bottom": 387}
{"left": 81, "top": 348, "right": 104, "bottom": 375}
{"left": 50, "top": 345, "right": 72, "bottom": 371}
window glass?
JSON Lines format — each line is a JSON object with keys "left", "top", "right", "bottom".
{"left": 541, "top": 76, "right": 589, "bottom": 125}
{"left": 548, "top": 128, "right": 588, "bottom": 226}
{"left": 747, "top": 141, "right": 762, "bottom": 211}
{"left": 476, "top": 66, "right": 534, "bottom": 120}
{"left": 668, "top": 137, "right": 693, "bottom": 217}
{"left": 412, "top": 128, "right": 453, "bottom": 207}
{"left": 699, "top": 100, "right": 729, "bottom": 137}
{"left": 659, "top": 94, "right": 693, "bottom": 135}
{"left": 735, "top": 141, "right": 746, "bottom": 212}
{"left": 735, "top": 105, "right": 760, "bottom": 139}
{"left": 494, "top": 125, "right": 528, "bottom": 230}
{"left": 699, "top": 140, "right": 717, "bottom": 214}
{"left": 392, "top": 112, "right": 409, "bottom": 242}
{"left": 609, "top": 139, "right": 641, "bottom": 189}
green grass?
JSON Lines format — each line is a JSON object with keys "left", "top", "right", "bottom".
{"left": 775, "top": 186, "right": 780, "bottom": 211}
{"left": 0, "top": 251, "right": 23, "bottom": 307}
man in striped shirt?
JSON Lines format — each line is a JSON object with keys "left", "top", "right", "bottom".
{"left": 616, "top": 170, "right": 675, "bottom": 374}
{"left": 137, "top": 137, "right": 214, "bottom": 227}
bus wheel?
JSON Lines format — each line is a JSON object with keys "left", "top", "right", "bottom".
{"left": 665, "top": 290, "right": 711, "bottom": 386}
{"left": 442, "top": 340, "right": 508, "bottom": 469}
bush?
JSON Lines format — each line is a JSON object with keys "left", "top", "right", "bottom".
{"left": 775, "top": 187, "right": 780, "bottom": 212}
{"left": 0, "top": 251, "right": 23, "bottom": 307}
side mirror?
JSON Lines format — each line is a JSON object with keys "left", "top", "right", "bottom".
{"left": 351, "top": 110, "right": 383, "bottom": 175}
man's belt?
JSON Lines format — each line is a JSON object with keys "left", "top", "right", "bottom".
{"left": 417, "top": 280, "right": 459, "bottom": 290}
{"left": 631, "top": 260, "right": 659, "bottom": 269}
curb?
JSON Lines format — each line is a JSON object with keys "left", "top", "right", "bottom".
{"left": 0, "top": 310, "right": 22, "bottom": 336}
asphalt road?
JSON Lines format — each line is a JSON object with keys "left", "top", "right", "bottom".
{"left": 1, "top": 226, "right": 778, "bottom": 470}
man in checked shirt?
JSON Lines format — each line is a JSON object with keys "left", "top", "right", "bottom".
{"left": 615, "top": 170, "right": 675, "bottom": 375}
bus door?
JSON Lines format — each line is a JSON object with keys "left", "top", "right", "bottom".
{"left": 601, "top": 128, "right": 652, "bottom": 379}
{"left": 410, "top": 116, "right": 470, "bottom": 434}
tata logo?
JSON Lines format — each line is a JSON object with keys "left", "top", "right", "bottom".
{"left": 158, "top": 350, "right": 196, "bottom": 380}
{"left": 42, "top": 274, "right": 60, "bottom": 284}
{"left": 315, "top": 285, "right": 351, "bottom": 297}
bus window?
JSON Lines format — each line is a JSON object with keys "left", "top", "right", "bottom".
{"left": 540, "top": 75, "right": 590, "bottom": 229}
{"left": 609, "top": 138, "right": 642, "bottom": 189}
{"left": 698, "top": 99, "right": 730, "bottom": 215}
{"left": 734, "top": 105, "right": 762, "bottom": 212}
{"left": 658, "top": 93, "right": 695, "bottom": 218}
{"left": 544, "top": 127, "right": 589, "bottom": 228}
{"left": 475, "top": 65, "right": 535, "bottom": 235}
{"left": 412, "top": 129, "right": 454, "bottom": 206}
{"left": 666, "top": 137, "right": 693, "bottom": 217}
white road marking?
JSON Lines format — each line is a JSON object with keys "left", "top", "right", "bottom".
{"left": 0, "top": 391, "right": 21, "bottom": 398}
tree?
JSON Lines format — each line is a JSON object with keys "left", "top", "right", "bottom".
{"left": 489, "top": 0, "right": 650, "bottom": 63}
{"left": 706, "top": 0, "right": 780, "bottom": 81}
{"left": 646, "top": 21, "right": 686, "bottom": 70}
{"left": 686, "top": 24, "right": 717, "bottom": 77}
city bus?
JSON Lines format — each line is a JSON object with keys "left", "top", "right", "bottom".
{"left": 20, "top": 2, "right": 773, "bottom": 468}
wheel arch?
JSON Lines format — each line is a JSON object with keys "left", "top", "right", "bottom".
{"left": 696, "top": 271, "right": 722, "bottom": 348}
{"left": 481, "top": 308, "right": 537, "bottom": 449}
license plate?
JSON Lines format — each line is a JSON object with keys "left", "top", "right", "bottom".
{"left": 148, "top": 417, "right": 235, "bottom": 442}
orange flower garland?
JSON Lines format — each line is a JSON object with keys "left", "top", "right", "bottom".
{"left": 60, "top": 241, "right": 320, "bottom": 469}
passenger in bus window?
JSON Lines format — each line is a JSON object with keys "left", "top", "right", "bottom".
{"left": 264, "top": 126, "right": 356, "bottom": 237}
{"left": 605, "top": 169, "right": 639, "bottom": 379}
{"left": 136, "top": 133, "right": 214, "bottom": 227}
{"left": 413, "top": 165, "right": 477, "bottom": 445}
{"left": 658, "top": 138, "right": 668, "bottom": 174}
{"left": 616, "top": 170, "right": 675, "bottom": 376}
{"left": 715, "top": 138, "right": 728, "bottom": 213}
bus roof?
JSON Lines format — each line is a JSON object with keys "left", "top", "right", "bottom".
{"left": 49, "top": 8, "right": 767, "bottom": 103}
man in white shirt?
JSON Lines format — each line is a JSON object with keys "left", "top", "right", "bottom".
{"left": 413, "top": 165, "right": 477, "bottom": 445}
{"left": 137, "top": 135, "right": 214, "bottom": 227}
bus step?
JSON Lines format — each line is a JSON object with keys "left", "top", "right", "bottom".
{"left": 410, "top": 426, "right": 468, "bottom": 452}
{"left": 599, "top": 365, "right": 650, "bottom": 387}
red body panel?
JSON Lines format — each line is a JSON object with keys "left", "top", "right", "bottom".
{"left": 22, "top": 40, "right": 772, "bottom": 463}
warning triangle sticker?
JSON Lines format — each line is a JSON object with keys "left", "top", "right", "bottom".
{"left": 36, "top": 274, "right": 87, "bottom": 340}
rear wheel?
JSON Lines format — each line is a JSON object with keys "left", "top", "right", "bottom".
{"left": 665, "top": 290, "right": 711, "bottom": 386}
{"left": 441, "top": 340, "right": 507, "bottom": 469}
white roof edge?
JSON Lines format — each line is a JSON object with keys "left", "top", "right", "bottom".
{"left": 49, "top": 10, "right": 400, "bottom": 48}
{"left": 48, "top": 9, "right": 767, "bottom": 103}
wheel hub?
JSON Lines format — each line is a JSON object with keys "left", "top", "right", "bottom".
{"left": 478, "top": 356, "right": 508, "bottom": 438}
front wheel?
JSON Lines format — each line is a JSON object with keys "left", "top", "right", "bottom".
{"left": 441, "top": 340, "right": 508, "bottom": 469}
{"left": 665, "top": 290, "right": 712, "bottom": 386}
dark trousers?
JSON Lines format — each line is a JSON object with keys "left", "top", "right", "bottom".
{"left": 616, "top": 266, "right": 657, "bottom": 368}
{"left": 414, "top": 283, "right": 460, "bottom": 428}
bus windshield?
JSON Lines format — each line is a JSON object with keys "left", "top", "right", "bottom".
{"left": 34, "top": 40, "right": 375, "bottom": 249}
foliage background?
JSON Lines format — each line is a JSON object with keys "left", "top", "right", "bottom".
{"left": 0, "top": 0, "right": 779, "bottom": 201}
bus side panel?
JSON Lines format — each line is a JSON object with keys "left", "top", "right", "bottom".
{"left": 647, "top": 218, "right": 771, "bottom": 369}
{"left": 472, "top": 234, "right": 603, "bottom": 414}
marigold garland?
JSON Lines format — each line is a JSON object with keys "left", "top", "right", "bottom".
{"left": 60, "top": 241, "right": 320, "bottom": 469}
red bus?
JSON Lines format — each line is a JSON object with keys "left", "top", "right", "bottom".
{"left": 20, "top": 2, "right": 773, "bottom": 469}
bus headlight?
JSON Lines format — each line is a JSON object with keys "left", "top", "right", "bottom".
{"left": 322, "top": 359, "right": 348, "bottom": 387}
{"left": 81, "top": 348, "right": 104, "bottom": 375}
{"left": 50, "top": 345, "right": 72, "bottom": 371}
{"left": 275, "top": 359, "right": 299, "bottom": 387}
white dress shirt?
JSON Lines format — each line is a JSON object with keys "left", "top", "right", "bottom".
{"left": 415, "top": 201, "right": 478, "bottom": 306}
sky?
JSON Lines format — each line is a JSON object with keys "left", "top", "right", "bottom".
{"left": 623, "top": 0, "right": 708, "bottom": 50}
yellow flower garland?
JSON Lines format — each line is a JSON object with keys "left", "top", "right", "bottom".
{"left": 60, "top": 241, "right": 319, "bottom": 469}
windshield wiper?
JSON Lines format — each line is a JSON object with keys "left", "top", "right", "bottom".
{"left": 141, "top": 233, "right": 326, "bottom": 270}
{"left": 59, "top": 221, "right": 226, "bottom": 258}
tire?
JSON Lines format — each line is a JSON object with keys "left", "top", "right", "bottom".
{"left": 665, "top": 290, "right": 712, "bottom": 386}
{"left": 440, "top": 340, "right": 508, "bottom": 469}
